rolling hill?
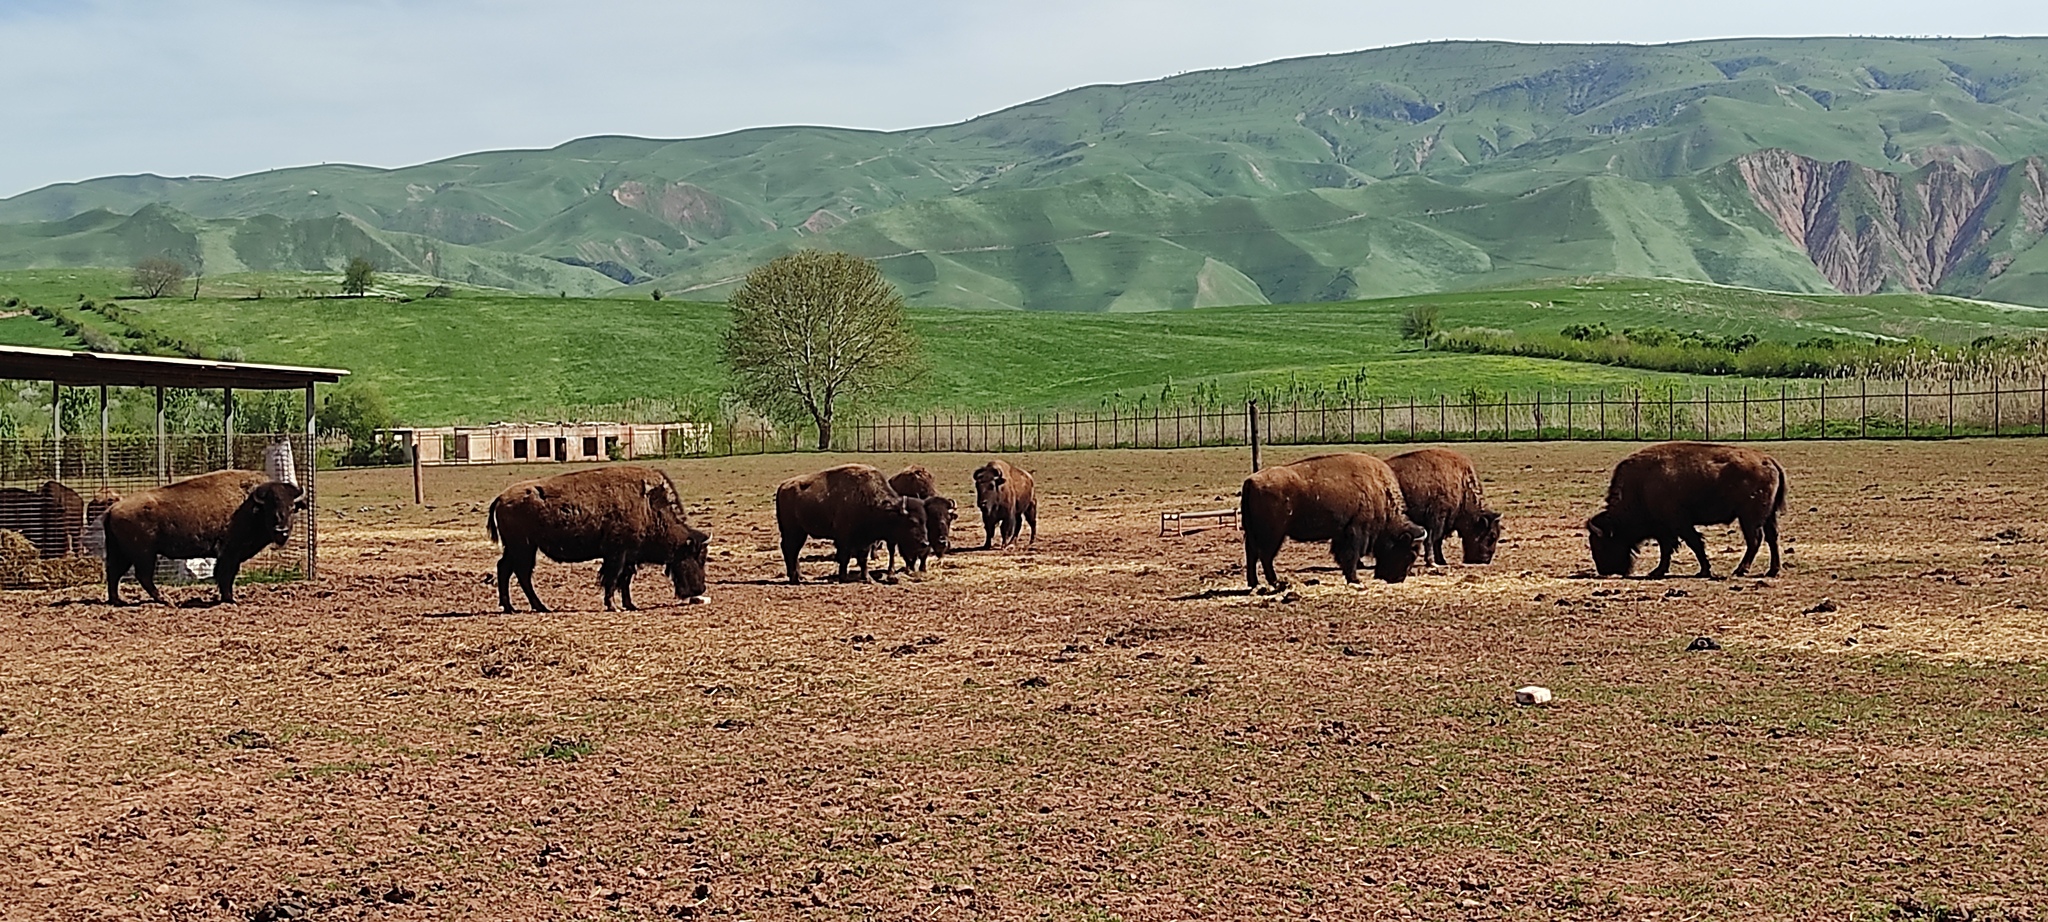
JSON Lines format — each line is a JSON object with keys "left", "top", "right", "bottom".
{"left": 4, "top": 38, "right": 2048, "bottom": 309}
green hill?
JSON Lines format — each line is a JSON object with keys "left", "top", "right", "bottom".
{"left": 4, "top": 270, "right": 2043, "bottom": 426}
{"left": 5, "top": 38, "right": 2048, "bottom": 310}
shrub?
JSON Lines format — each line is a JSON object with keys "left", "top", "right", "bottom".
{"left": 1399, "top": 305, "right": 1441, "bottom": 342}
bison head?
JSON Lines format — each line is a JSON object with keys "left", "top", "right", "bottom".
{"left": 893, "top": 496, "right": 930, "bottom": 559}
{"left": 666, "top": 526, "right": 712, "bottom": 605}
{"left": 1585, "top": 511, "right": 1635, "bottom": 576}
{"left": 923, "top": 496, "right": 957, "bottom": 557}
{"left": 237, "top": 481, "right": 306, "bottom": 548}
{"left": 1372, "top": 522, "right": 1428, "bottom": 583}
{"left": 1464, "top": 510, "right": 1503, "bottom": 564}
{"left": 972, "top": 463, "right": 1005, "bottom": 511}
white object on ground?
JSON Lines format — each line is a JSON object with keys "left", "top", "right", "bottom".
{"left": 1514, "top": 686, "right": 1553, "bottom": 706}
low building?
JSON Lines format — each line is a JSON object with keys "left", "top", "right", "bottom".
{"left": 380, "top": 421, "right": 707, "bottom": 466}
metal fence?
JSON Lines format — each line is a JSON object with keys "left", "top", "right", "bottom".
{"left": 785, "top": 378, "right": 2048, "bottom": 455}
{"left": 0, "top": 433, "right": 317, "bottom": 587}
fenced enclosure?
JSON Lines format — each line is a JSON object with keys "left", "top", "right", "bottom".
{"left": 681, "top": 378, "right": 2048, "bottom": 457}
{"left": 0, "top": 433, "right": 317, "bottom": 589}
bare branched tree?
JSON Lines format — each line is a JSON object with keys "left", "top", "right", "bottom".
{"left": 132, "top": 257, "right": 188, "bottom": 299}
{"left": 720, "top": 250, "right": 920, "bottom": 450}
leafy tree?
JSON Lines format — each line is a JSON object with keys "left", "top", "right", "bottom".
{"left": 719, "top": 250, "right": 920, "bottom": 450}
{"left": 341, "top": 257, "right": 377, "bottom": 296}
{"left": 317, "top": 380, "right": 402, "bottom": 465}
{"left": 132, "top": 257, "right": 188, "bottom": 299}
{"left": 1400, "top": 304, "right": 1441, "bottom": 343}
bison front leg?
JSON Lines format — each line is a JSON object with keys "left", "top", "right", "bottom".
{"left": 599, "top": 557, "right": 622, "bottom": 611}
{"left": 214, "top": 556, "right": 242, "bottom": 605}
{"left": 980, "top": 511, "right": 999, "bottom": 550}
{"left": 1332, "top": 528, "right": 1365, "bottom": 585}
{"left": 617, "top": 563, "right": 639, "bottom": 611}
{"left": 1680, "top": 526, "right": 1714, "bottom": 579}
{"left": 1646, "top": 536, "right": 1677, "bottom": 579}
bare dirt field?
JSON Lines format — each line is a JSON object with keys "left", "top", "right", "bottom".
{"left": 4, "top": 440, "right": 2047, "bottom": 920}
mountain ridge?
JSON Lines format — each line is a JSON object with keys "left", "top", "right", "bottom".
{"left": 7, "top": 37, "right": 2048, "bottom": 308}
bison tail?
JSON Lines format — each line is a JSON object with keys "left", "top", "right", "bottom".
{"left": 486, "top": 498, "right": 501, "bottom": 545}
{"left": 1770, "top": 458, "right": 1788, "bottom": 513}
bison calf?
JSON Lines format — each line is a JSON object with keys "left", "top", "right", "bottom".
{"left": 487, "top": 466, "right": 711, "bottom": 612}
{"left": 1385, "top": 448, "right": 1502, "bottom": 565}
{"left": 1586, "top": 441, "right": 1786, "bottom": 579}
{"left": 887, "top": 466, "right": 956, "bottom": 566}
{"left": 1241, "top": 453, "right": 1426, "bottom": 588}
{"left": 102, "top": 470, "right": 305, "bottom": 605}
{"left": 972, "top": 460, "right": 1037, "bottom": 549}
{"left": 777, "top": 464, "right": 927, "bottom": 583}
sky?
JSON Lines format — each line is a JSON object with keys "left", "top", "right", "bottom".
{"left": 3, "top": 0, "right": 2046, "bottom": 197}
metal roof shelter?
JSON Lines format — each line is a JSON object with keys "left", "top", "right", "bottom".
{"left": 0, "top": 345, "right": 349, "bottom": 580}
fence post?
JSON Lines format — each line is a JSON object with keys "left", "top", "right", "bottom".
{"left": 1381, "top": 397, "right": 1389, "bottom": 443}
{"left": 1741, "top": 385, "right": 1749, "bottom": 441}
{"left": 1820, "top": 380, "right": 1827, "bottom": 438}
{"left": 155, "top": 385, "right": 167, "bottom": 482}
{"left": 1501, "top": 391, "right": 1508, "bottom": 441}
{"left": 1993, "top": 378, "right": 2001, "bottom": 436}
{"left": 1565, "top": 388, "right": 1572, "bottom": 439}
{"left": 1948, "top": 378, "right": 1955, "bottom": 438}
{"left": 1704, "top": 386, "right": 1712, "bottom": 441}
{"left": 1861, "top": 378, "right": 1868, "bottom": 438}
{"left": 1408, "top": 397, "right": 1417, "bottom": 441}
{"left": 1666, "top": 387, "right": 1675, "bottom": 441}
{"left": 1249, "top": 401, "right": 1262, "bottom": 472}
{"left": 2040, "top": 376, "right": 2046, "bottom": 436}
{"left": 1439, "top": 394, "right": 1447, "bottom": 441}
{"left": 1633, "top": 389, "right": 1641, "bottom": 441}
{"left": 1599, "top": 389, "right": 1607, "bottom": 440}
{"left": 1903, "top": 377, "right": 1911, "bottom": 438}
{"left": 1780, "top": 385, "right": 1787, "bottom": 440}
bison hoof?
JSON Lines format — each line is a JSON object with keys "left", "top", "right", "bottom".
{"left": 685, "top": 594, "right": 711, "bottom": 605}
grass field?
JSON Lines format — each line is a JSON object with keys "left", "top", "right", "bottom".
{"left": 2, "top": 440, "right": 2045, "bottom": 917}
{"left": 3, "top": 269, "right": 2047, "bottom": 427}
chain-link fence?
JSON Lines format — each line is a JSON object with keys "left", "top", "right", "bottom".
{"left": 0, "top": 433, "right": 316, "bottom": 589}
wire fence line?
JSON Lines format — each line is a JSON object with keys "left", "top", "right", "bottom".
{"left": 688, "top": 378, "right": 2048, "bottom": 457}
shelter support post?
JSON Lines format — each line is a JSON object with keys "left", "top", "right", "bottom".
{"left": 99, "top": 384, "right": 109, "bottom": 492}
{"left": 223, "top": 387, "right": 236, "bottom": 468}
{"left": 155, "top": 386, "right": 166, "bottom": 483}
{"left": 306, "top": 384, "right": 318, "bottom": 580}
{"left": 51, "top": 383, "right": 62, "bottom": 479}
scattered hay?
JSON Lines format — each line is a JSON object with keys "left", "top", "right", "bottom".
{"left": 0, "top": 529, "right": 101, "bottom": 590}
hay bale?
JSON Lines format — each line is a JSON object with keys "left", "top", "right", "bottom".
{"left": 0, "top": 530, "right": 39, "bottom": 588}
{"left": 0, "top": 529, "right": 100, "bottom": 589}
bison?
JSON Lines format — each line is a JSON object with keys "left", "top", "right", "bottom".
{"left": 0, "top": 480, "right": 86, "bottom": 558}
{"left": 887, "top": 465, "right": 956, "bottom": 565}
{"left": 1385, "top": 448, "right": 1502, "bottom": 565}
{"left": 487, "top": 465, "right": 711, "bottom": 613}
{"left": 1586, "top": 441, "right": 1786, "bottom": 579}
{"left": 102, "top": 470, "right": 305, "bottom": 605}
{"left": 776, "top": 464, "right": 927, "bottom": 583}
{"left": 971, "top": 460, "right": 1037, "bottom": 549}
{"left": 1241, "top": 453, "right": 1427, "bottom": 588}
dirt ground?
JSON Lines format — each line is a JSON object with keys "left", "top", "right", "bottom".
{"left": 3, "top": 440, "right": 2047, "bottom": 920}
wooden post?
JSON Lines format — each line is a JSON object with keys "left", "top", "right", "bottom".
{"left": 1779, "top": 385, "right": 1787, "bottom": 440}
{"left": 1860, "top": 377, "right": 1868, "bottom": 438}
{"left": 1565, "top": 388, "right": 1572, "bottom": 439}
{"left": 1249, "top": 401, "right": 1262, "bottom": 472}
{"left": 1500, "top": 391, "right": 1508, "bottom": 441}
{"left": 1820, "top": 380, "right": 1827, "bottom": 438}
{"left": 411, "top": 431, "right": 425, "bottom": 504}
{"left": 1633, "top": 389, "right": 1641, "bottom": 441}
{"left": 1903, "top": 376, "right": 1911, "bottom": 438}
{"left": 1666, "top": 387, "right": 1675, "bottom": 441}
{"left": 1993, "top": 378, "right": 2001, "bottom": 436}
{"left": 1948, "top": 377, "right": 1955, "bottom": 438}
{"left": 1741, "top": 385, "right": 1749, "bottom": 440}
{"left": 98, "top": 384, "right": 109, "bottom": 492}
{"left": 1599, "top": 389, "right": 1607, "bottom": 440}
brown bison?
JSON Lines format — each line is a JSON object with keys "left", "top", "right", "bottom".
{"left": 972, "top": 460, "right": 1037, "bottom": 549}
{"left": 898, "top": 495, "right": 956, "bottom": 572}
{"left": 0, "top": 480, "right": 86, "bottom": 558}
{"left": 1385, "top": 448, "right": 1502, "bottom": 565}
{"left": 887, "top": 465, "right": 956, "bottom": 564}
{"left": 487, "top": 466, "right": 711, "bottom": 612}
{"left": 776, "top": 464, "right": 928, "bottom": 583}
{"left": 102, "top": 470, "right": 305, "bottom": 605}
{"left": 1586, "top": 441, "right": 1786, "bottom": 579}
{"left": 1241, "top": 453, "right": 1427, "bottom": 588}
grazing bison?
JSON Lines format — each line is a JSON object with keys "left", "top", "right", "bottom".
{"left": 487, "top": 465, "right": 711, "bottom": 613}
{"left": 0, "top": 481, "right": 86, "bottom": 558}
{"left": 885, "top": 466, "right": 956, "bottom": 565}
{"left": 1586, "top": 441, "right": 1786, "bottom": 579}
{"left": 776, "top": 464, "right": 927, "bottom": 583}
{"left": 102, "top": 470, "right": 305, "bottom": 605}
{"left": 1385, "top": 448, "right": 1502, "bottom": 565}
{"left": 887, "top": 465, "right": 939, "bottom": 500}
{"left": 1241, "top": 453, "right": 1427, "bottom": 588}
{"left": 971, "top": 460, "right": 1037, "bottom": 549}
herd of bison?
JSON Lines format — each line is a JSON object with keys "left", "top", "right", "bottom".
{"left": 35, "top": 439, "right": 1789, "bottom": 610}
